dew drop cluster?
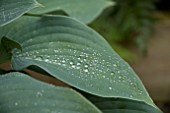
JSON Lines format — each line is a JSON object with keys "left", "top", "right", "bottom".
{"left": 14, "top": 44, "right": 145, "bottom": 99}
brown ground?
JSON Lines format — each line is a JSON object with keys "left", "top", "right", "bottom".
{"left": 132, "top": 18, "right": 170, "bottom": 102}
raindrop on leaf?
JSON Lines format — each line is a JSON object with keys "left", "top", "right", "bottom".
{"left": 110, "top": 72, "right": 115, "bottom": 76}
{"left": 84, "top": 69, "right": 89, "bottom": 73}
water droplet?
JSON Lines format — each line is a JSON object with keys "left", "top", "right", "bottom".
{"left": 35, "top": 51, "right": 39, "bottom": 54}
{"left": 77, "top": 62, "right": 81, "bottom": 66}
{"left": 117, "top": 71, "right": 120, "bottom": 73}
{"left": 83, "top": 58, "right": 87, "bottom": 62}
{"left": 130, "top": 95, "right": 133, "bottom": 98}
{"left": 72, "top": 65, "right": 76, "bottom": 68}
{"left": 109, "top": 87, "right": 112, "bottom": 90}
{"left": 35, "top": 56, "right": 43, "bottom": 61}
{"left": 15, "top": 102, "right": 18, "bottom": 106}
{"left": 80, "top": 60, "right": 84, "bottom": 63}
{"left": 78, "top": 57, "right": 81, "bottom": 60}
{"left": 54, "top": 50, "right": 59, "bottom": 53}
{"left": 94, "top": 59, "right": 98, "bottom": 63}
{"left": 44, "top": 59, "right": 50, "bottom": 62}
{"left": 118, "top": 76, "right": 122, "bottom": 80}
{"left": 139, "top": 91, "right": 142, "bottom": 95}
{"left": 110, "top": 72, "right": 115, "bottom": 76}
{"left": 57, "top": 62, "right": 61, "bottom": 65}
{"left": 113, "top": 64, "right": 117, "bottom": 67}
{"left": 84, "top": 69, "right": 89, "bottom": 73}
{"left": 76, "top": 66, "right": 80, "bottom": 69}
{"left": 36, "top": 92, "right": 43, "bottom": 97}
{"left": 62, "top": 60, "right": 65, "bottom": 63}
{"left": 84, "top": 64, "right": 88, "bottom": 68}
{"left": 70, "top": 61, "right": 74, "bottom": 65}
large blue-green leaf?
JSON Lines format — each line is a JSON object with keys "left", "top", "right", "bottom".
{"left": 0, "top": 0, "right": 40, "bottom": 26}
{"left": 28, "top": 0, "right": 114, "bottom": 23}
{"left": 82, "top": 92, "right": 163, "bottom": 113}
{"left": 0, "top": 16, "right": 157, "bottom": 109}
{"left": 0, "top": 72, "right": 101, "bottom": 113}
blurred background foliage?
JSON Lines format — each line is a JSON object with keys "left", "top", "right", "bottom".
{"left": 90, "top": 0, "right": 157, "bottom": 61}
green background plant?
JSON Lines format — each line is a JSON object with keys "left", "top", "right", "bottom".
{"left": 90, "top": 0, "right": 156, "bottom": 58}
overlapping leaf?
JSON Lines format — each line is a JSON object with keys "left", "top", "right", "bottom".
{"left": 0, "top": 37, "right": 21, "bottom": 64}
{"left": 0, "top": 0, "right": 40, "bottom": 26}
{"left": 0, "top": 16, "right": 156, "bottom": 109}
{"left": 82, "top": 92, "right": 162, "bottom": 113}
{"left": 0, "top": 69, "right": 5, "bottom": 74}
{"left": 0, "top": 72, "right": 101, "bottom": 113}
{"left": 28, "top": 0, "right": 114, "bottom": 23}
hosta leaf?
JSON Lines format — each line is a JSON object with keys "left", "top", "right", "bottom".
{"left": 0, "top": 44, "right": 11, "bottom": 64}
{"left": 0, "top": 16, "right": 156, "bottom": 108}
{"left": 0, "top": 72, "right": 101, "bottom": 113}
{"left": 82, "top": 92, "right": 162, "bottom": 113}
{"left": 0, "top": 0, "right": 40, "bottom": 26}
{"left": 1, "top": 36, "right": 22, "bottom": 52}
{"left": 0, "top": 37, "right": 21, "bottom": 64}
{"left": 28, "top": 0, "right": 114, "bottom": 23}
